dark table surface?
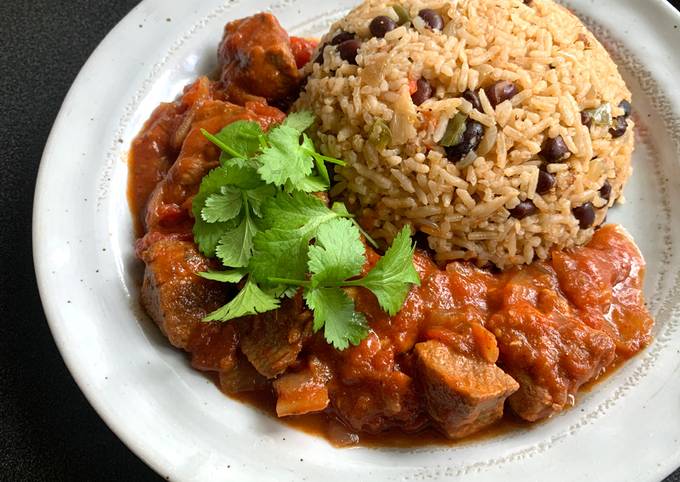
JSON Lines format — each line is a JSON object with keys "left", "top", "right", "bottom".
{"left": 1, "top": 1, "right": 679, "bottom": 480}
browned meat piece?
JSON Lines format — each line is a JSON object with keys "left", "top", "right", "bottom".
{"left": 143, "top": 100, "right": 282, "bottom": 234}
{"left": 414, "top": 340, "right": 518, "bottom": 439}
{"left": 134, "top": 231, "right": 194, "bottom": 260}
{"left": 551, "top": 225, "right": 653, "bottom": 358}
{"left": 187, "top": 322, "right": 239, "bottom": 372}
{"left": 140, "top": 238, "right": 229, "bottom": 349}
{"left": 329, "top": 329, "right": 426, "bottom": 434}
{"left": 187, "top": 322, "right": 268, "bottom": 393}
{"left": 218, "top": 13, "right": 302, "bottom": 104}
{"left": 219, "top": 353, "right": 269, "bottom": 394}
{"left": 237, "top": 295, "right": 313, "bottom": 379}
{"left": 273, "top": 357, "right": 332, "bottom": 417}
{"left": 331, "top": 369, "right": 425, "bottom": 434}
{"left": 128, "top": 77, "right": 214, "bottom": 234}
{"left": 487, "top": 276, "right": 616, "bottom": 421}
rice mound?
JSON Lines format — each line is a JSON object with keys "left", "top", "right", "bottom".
{"left": 296, "top": 0, "right": 634, "bottom": 268}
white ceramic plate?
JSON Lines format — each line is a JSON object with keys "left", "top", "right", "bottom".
{"left": 33, "top": 1, "right": 680, "bottom": 481}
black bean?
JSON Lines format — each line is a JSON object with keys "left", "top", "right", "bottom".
{"left": 599, "top": 180, "right": 612, "bottom": 202}
{"left": 413, "top": 231, "right": 433, "bottom": 253}
{"left": 485, "top": 80, "right": 519, "bottom": 107}
{"left": 445, "top": 121, "right": 485, "bottom": 161}
{"left": 540, "top": 136, "right": 571, "bottom": 163}
{"left": 619, "top": 99, "right": 632, "bottom": 118}
{"left": 462, "top": 89, "right": 482, "bottom": 111}
{"left": 337, "top": 39, "right": 362, "bottom": 65}
{"left": 573, "top": 202, "right": 596, "bottom": 229}
{"left": 536, "top": 169, "right": 556, "bottom": 194}
{"left": 581, "top": 110, "right": 592, "bottom": 127}
{"left": 314, "top": 43, "right": 328, "bottom": 64}
{"left": 510, "top": 200, "right": 538, "bottom": 220}
{"left": 418, "top": 9, "right": 444, "bottom": 30}
{"left": 609, "top": 116, "right": 628, "bottom": 138}
{"left": 331, "top": 31, "right": 354, "bottom": 45}
{"left": 523, "top": 0, "right": 533, "bottom": 4}
{"left": 370, "top": 16, "right": 397, "bottom": 38}
{"left": 411, "top": 79, "right": 433, "bottom": 106}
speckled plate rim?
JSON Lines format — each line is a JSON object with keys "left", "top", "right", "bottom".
{"left": 33, "top": 1, "right": 680, "bottom": 481}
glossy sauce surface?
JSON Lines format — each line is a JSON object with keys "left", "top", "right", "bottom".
{"left": 128, "top": 13, "right": 654, "bottom": 447}
{"left": 231, "top": 387, "right": 530, "bottom": 447}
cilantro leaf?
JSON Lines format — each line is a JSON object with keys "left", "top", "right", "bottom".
{"left": 192, "top": 167, "right": 234, "bottom": 215}
{"left": 304, "top": 287, "right": 369, "bottom": 350}
{"left": 262, "top": 191, "right": 345, "bottom": 233}
{"left": 198, "top": 269, "right": 247, "bottom": 283}
{"left": 202, "top": 186, "right": 243, "bottom": 223}
{"left": 220, "top": 165, "right": 263, "bottom": 190}
{"left": 244, "top": 184, "right": 276, "bottom": 218}
{"left": 249, "top": 228, "right": 310, "bottom": 286}
{"left": 285, "top": 176, "right": 328, "bottom": 193}
{"left": 202, "top": 121, "right": 263, "bottom": 160}
{"left": 283, "top": 111, "right": 315, "bottom": 132}
{"left": 194, "top": 220, "right": 229, "bottom": 258}
{"left": 355, "top": 227, "right": 420, "bottom": 315}
{"left": 193, "top": 167, "right": 235, "bottom": 256}
{"left": 257, "top": 125, "right": 314, "bottom": 187}
{"left": 220, "top": 155, "right": 259, "bottom": 170}
{"left": 308, "top": 218, "right": 365, "bottom": 287}
{"left": 193, "top": 164, "right": 267, "bottom": 258}
{"left": 215, "top": 206, "right": 259, "bottom": 268}
{"left": 204, "top": 278, "right": 280, "bottom": 322}
{"left": 191, "top": 112, "right": 419, "bottom": 351}
{"left": 265, "top": 284, "right": 299, "bottom": 300}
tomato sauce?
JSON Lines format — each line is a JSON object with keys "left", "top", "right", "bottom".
{"left": 231, "top": 387, "right": 530, "bottom": 447}
{"left": 127, "top": 12, "right": 654, "bottom": 446}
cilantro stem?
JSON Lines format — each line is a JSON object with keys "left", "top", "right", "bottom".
{"left": 351, "top": 219, "right": 380, "bottom": 249}
{"left": 258, "top": 134, "right": 268, "bottom": 151}
{"left": 302, "top": 147, "right": 347, "bottom": 166}
{"left": 201, "top": 128, "right": 244, "bottom": 159}
{"left": 310, "top": 279, "right": 367, "bottom": 288}
{"left": 268, "top": 277, "right": 310, "bottom": 287}
{"left": 267, "top": 277, "right": 366, "bottom": 289}
{"left": 331, "top": 279, "right": 366, "bottom": 287}
{"left": 201, "top": 129, "right": 245, "bottom": 159}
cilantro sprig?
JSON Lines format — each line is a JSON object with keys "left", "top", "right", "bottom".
{"left": 192, "top": 111, "right": 420, "bottom": 350}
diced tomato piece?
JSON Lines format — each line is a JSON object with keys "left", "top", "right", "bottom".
{"left": 290, "top": 36, "right": 319, "bottom": 68}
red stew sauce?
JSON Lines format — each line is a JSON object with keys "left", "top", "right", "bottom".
{"left": 128, "top": 12, "right": 654, "bottom": 446}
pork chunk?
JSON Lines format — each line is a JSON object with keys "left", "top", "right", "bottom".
{"left": 187, "top": 322, "right": 239, "bottom": 372}
{"left": 551, "top": 225, "right": 653, "bottom": 357}
{"left": 486, "top": 259, "right": 619, "bottom": 422}
{"left": 488, "top": 304, "right": 616, "bottom": 421}
{"left": 129, "top": 77, "right": 214, "bottom": 233}
{"left": 237, "top": 295, "right": 313, "bottom": 379}
{"left": 219, "top": 353, "right": 268, "bottom": 394}
{"left": 331, "top": 369, "right": 425, "bottom": 434}
{"left": 143, "top": 100, "right": 274, "bottom": 234}
{"left": 327, "top": 327, "right": 427, "bottom": 434}
{"left": 218, "top": 13, "right": 302, "bottom": 103}
{"left": 414, "top": 340, "right": 518, "bottom": 439}
{"left": 140, "top": 238, "right": 229, "bottom": 349}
